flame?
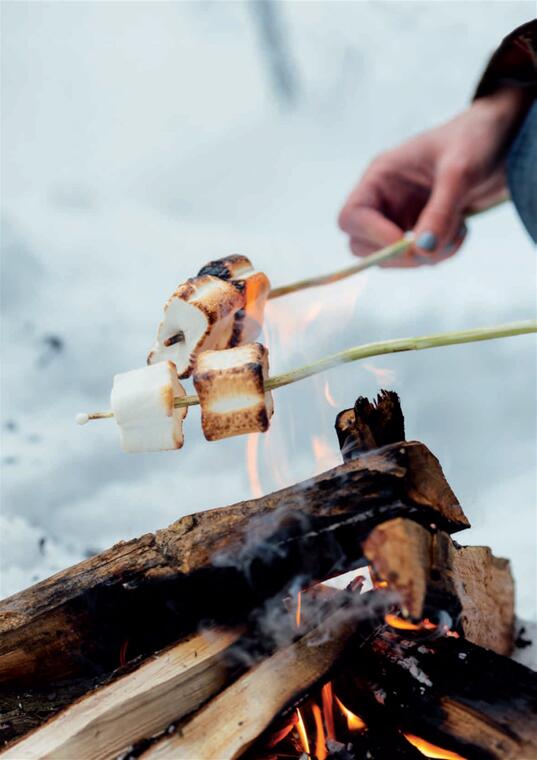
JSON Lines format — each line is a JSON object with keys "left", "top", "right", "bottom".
{"left": 312, "top": 703, "right": 327, "bottom": 760}
{"left": 385, "top": 614, "right": 437, "bottom": 631}
{"left": 295, "top": 590, "right": 302, "bottom": 629}
{"left": 323, "top": 381, "right": 338, "bottom": 408}
{"left": 266, "top": 720, "right": 295, "bottom": 748}
{"left": 119, "top": 639, "right": 129, "bottom": 667}
{"left": 296, "top": 708, "right": 310, "bottom": 756}
{"left": 403, "top": 733, "right": 467, "bottom": 759}
{"left": 335, "top": 697, "right": 366, "bottom": 731}
{"left": 321, "top": 682, "right": 335, "bottom": 741}
{"left": 364, "top": 362, "right": 396, "bottom": 385}
{"left": 246, "top": 434, "right": 263, "bottom": 498}
{"left": 312, "top": 435, "right": 340, "bottom": 474}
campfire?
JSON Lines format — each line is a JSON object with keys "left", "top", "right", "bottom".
{"left": 1, "top": 390, "right": 535, "bottom": 760}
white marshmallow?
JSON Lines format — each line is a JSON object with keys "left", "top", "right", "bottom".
{"left": 110, "top": 361, "right": 187, "bottom": 452}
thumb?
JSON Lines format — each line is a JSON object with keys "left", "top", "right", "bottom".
{"left": 414, "top": 164, "right": 469, "bottom": 254}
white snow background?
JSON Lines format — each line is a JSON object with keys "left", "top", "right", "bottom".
{"left": 1, "top": 2, "right": 536, "bottom": 654}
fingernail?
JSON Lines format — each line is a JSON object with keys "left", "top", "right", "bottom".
{"left": 415, "top": 231, "right": 438, "bottom": 252}
{"left": 443, "top": 242, "right": 456, "bottom": 254}
{"left": 458, "top": 222, "right": 468, "bottom": 239}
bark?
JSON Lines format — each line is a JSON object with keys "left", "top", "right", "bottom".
{"left": 0, "top": 630, "right": 239, "bottom": 760}
{"left": 0, "top": 441, "right": 467, "bottom": 688}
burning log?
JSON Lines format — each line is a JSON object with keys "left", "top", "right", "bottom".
{"left": 334, "top": 629, "right": 537, "bottom": 760}
{"left": 138, "top": 603, "right": 373, "bottom": 760}
{"left": 0, "top": 630, "right": 240, "bottom": 760}
{"left": 0, "top": 441, "right": 466, "bottom": 688}
{"left": 363, "top": 517, "right": 515, "bottom": 655}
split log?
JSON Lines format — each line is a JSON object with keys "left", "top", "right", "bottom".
{"left": 363, "top": 517, "right": 515, "bottom": 654}
{"left": 0, "top": 441, "right": 467, "bottom": 688}
{"left": 0, "top": 630, "right": 239, "bottom": 760}
{"left": 335, "top": 629, "right": 537, "bottom": 760}
{"left": 139, "top": 604, "right": 371, "bottom": 760}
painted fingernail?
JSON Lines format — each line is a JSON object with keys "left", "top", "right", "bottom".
{"left": 415, "top": 231, "right": 438, "bottom": 252}
{"left": 458, "top": 222, "right": 468, "bottom": 239}
{"left": 443, "top": 242, "right": 456, "bottom": 254}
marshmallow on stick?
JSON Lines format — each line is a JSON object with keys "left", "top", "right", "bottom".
{"left": 198, "top": 255, "right": 271, "bottom": 345}
{"left": 148, "top": 275, "right": 245, "bottom": 378}
{"left": 111, "top": 361, "right": 188, "bottom": 452}
{"left": 193, "top": 342, "right": 274, "bottom": 441}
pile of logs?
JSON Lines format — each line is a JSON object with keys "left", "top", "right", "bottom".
{"left": 1, "top": 392, "right": 535, "bottom": 760}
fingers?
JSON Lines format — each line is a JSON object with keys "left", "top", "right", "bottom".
{"left": 414, "top": 162, "right": 472, "bottom": 256}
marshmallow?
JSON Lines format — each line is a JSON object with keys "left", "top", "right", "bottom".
{"left": 110, "top": 361, "right": 187, "bottom": 452}
{"left": 193, "top": 343, "right": 274, "bottom": 441}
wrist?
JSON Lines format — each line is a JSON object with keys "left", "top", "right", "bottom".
{"left": 474, "top": 86, "right": 533, "bottom": 131}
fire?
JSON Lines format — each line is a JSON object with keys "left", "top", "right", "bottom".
{"left": 295, "top": 590, "right": 302, "bottom": 629}
{"left": 335, "top": 696, "right": 366, "bottom": 731}
{"left": 321, "top": 682, "right": 335, "bottom": 740}
{"left": 312, "top": 435, "right": 340, "bottom": 474}
{"left": 295, "top": 708, "right": 310, "bottom": 756}
{"left": 364, "top": 362, "right": 396, "bottom": 385}
{"left": 246, "top": 433, "right": 263, "bottom": 498}
{"left": 312, "top": 703, "right": 327, "bottom": 760}
{"left": 403, "top": 733, "right": 467, "bottom": 759}
{"left": 323, "top": 381, "right": 338, "bottom": 408}
{"left": 385, "top": 614, "right": 437, "bottom": 632}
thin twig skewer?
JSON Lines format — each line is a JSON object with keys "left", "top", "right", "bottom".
{"left": 78, "top": 320, "right": 536, "bottom": 422}
{"left": 268, "top": 199, "right": 507, "bottom": 299}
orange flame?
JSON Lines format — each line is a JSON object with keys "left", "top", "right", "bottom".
{"left": 335, "top": 696, "right": 366, "bottom": 731}
{"left": 296, "top": 708, "right": 310, "bottom": 756}
{"left": 321, "top": 682, "right": 335, "bottom": 740}
{"left": 312, "top": 435, "right": 340, "bottom": 474}
{"left": 295, "top": 591, "right": 302, "bottom": 629}
{"left": 384, "top": 614, "right": 437, "bottom": 632}
{"left": 312, "top": 703, "right": 327, "bottom": 760}
{"left": 266, "top": 720, "right": 295, "bottom": 748}
{"left": 323, "top": 381, "right": 338, "bottom": 408}
{"left": 364, "top": 363, "right": 396, "bottom": 385}
{"left": 403, "top": 733, "right": 467, "bottom": 759}
{"left": 246, "top": 434, "right": 263, "bottom": 498}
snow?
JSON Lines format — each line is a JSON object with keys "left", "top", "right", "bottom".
{"left": 1, "top": 2, "right": 535, "bottom": 659}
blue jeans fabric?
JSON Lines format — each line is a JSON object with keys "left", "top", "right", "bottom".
{"left": 507, "top": 101, "right": 537, "bottom": 243}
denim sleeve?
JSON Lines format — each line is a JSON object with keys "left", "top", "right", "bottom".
{"left": 507, "top": 102, "right": 537, "bottom": 244}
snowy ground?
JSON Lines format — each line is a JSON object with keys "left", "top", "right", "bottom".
{"left": 2, "top": 2, "right": 536, "bottom": 659}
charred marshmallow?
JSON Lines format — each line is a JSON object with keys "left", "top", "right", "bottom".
{"left": 197, "top": 255, "right": 271, "bottom": 346}
{"left": 193, "top": 343, "right": 274, "bottom": 441}
{"left": 148, "top": 275, "right": 245, "bottom": 378}
{"left": 111, "top": 361, "right": 187, "bottom": 452}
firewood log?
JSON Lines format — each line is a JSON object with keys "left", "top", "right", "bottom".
{"left": 0, "top": 441, "right": 467, "bottom": 689}
{"left": 363, "top": 517, "right": 515, "bottom": 655}
{"left": 334, "top": 629, "right": 537, "bottom": 760}
{"left": 335, "top": 390, "right": 405, "bottom": 461}
{"left": 0, "top": 630, "right": 239, "bottom": 760}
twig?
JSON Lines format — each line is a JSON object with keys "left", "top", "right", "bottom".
{"left": 78, "top": 320, "right": 536, "bottom": 422}
{"left": 268, "top": 199, "right": 507, "bottom": 299}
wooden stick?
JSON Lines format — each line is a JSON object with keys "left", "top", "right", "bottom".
{"left": 268, "top": 235, "right": 413, "bottom": 299}
{"left": 268, "top": 199, "right": 507, "bottom": 299}
{"left": 78, "top": 320, "right": 537, "bottom": 422}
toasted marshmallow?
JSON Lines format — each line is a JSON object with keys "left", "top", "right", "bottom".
{"left": 111, "top": 361, "right": 187, "bottom": 452}
{"left": 198, "top": 255, "right": 271, "bottom": 345}
{"left": 148, "top": 275, "right": 245, "bottom": 378}
{"left": 198, "top": 254, "right": 253, "bottom": 281}
{"left": 193, "top": 343, "right": 274, "bottom": 441}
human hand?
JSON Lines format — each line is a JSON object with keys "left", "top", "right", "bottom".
{"left": 338, "top": 87, "right": 530, "bottom": 267}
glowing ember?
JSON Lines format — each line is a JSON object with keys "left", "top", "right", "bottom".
{"left": 321, "top": 682, "right": 335, "bottom": 740}
{"left": 385, "top": 614, "right": 437, "bottom": 631}
{"left": 403, "top": 733, "right": 467, "bottom": 759}
{"left": 296, "top": 708, "right": 310, "bottom": 756}
{"left": 335, "top": 696, "right": 366, "bottom": 731}
{"left": 246, "top": 433, "right": 263, "bottom": 498}
{"left": 323, "top": 381, "right": 338, "bottom": 408}
{"left": 312, "top": 703, "right": 327, "bottom": 760}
